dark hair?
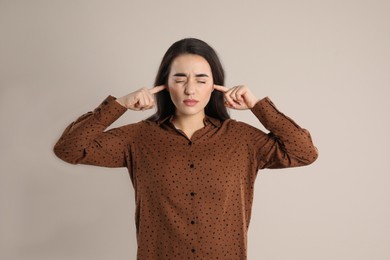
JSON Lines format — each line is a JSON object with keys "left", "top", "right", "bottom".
{"left": 147, "top": 38, "right": 230, "bottom": 122}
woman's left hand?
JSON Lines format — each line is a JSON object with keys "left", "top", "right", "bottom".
{"left": 214, "top": 84, "right": 259, "bottom": 110}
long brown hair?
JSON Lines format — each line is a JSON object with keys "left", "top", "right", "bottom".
{"left": 147, "top": 38, "right": 229, "bottom": 122}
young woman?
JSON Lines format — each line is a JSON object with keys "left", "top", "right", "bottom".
{"left": 54, "top": 38, "right": 318, "bottom": 259}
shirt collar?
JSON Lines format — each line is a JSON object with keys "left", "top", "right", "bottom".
{"left": 157, "top": 115, "right": 221, "bottom": 128}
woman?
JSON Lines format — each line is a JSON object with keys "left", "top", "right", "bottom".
{"left": 54, "top": 38, "right": 318, "bottom": 259}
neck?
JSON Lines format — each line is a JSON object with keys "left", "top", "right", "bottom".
{"left": 172, "top": 112, "right": 206, "bottom": 138}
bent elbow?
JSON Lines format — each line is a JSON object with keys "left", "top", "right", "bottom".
{"left": 53, "top": 142, "right": 80, "bottom": 165}
{"left": 303, "top": 146, "right": 319, "bottom": 166}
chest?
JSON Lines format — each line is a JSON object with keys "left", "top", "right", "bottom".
{"left": 129, "top": 127, "right": 255, "bottom": 198}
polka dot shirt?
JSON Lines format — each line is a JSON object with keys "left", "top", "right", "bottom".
{"left": 54, "top": 95, "right": 318, "bottom": 259}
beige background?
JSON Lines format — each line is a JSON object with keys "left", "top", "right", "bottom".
{"left": 1, "top": 0, "right": 389, "bottom": 259}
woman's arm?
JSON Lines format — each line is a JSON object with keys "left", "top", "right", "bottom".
{"left": 250, "top": 97, "right": 318, "bottom": 169}
{"left": 214, "top": 84, "right": 318, "bottom": 169}
{"left": 53, "top": 86, "right": 166, "bottom": 167}
{"left": 53, "top": 96, "right": 130, "bottom": 167}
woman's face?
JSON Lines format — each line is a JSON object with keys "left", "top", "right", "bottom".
{"left": 167, "top": 54, "right": 214, "bottom": 118}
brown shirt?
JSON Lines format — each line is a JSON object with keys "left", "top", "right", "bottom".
{"left": 54, "top": 95, "right": 318, "bottom": 259}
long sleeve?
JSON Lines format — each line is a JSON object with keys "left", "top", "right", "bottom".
{"left": 53, "top": 95, "right": 130, "bottom": 167}
{"left": 250, "top": 97, "right": 318, "bottom": 169}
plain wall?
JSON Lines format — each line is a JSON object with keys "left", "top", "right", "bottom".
{"left": 1, "top": 0, "right": 389, "bottom": 259}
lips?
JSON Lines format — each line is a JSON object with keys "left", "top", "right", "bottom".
{"left": 183, "top": 99, "right": 199, "bottom": 106}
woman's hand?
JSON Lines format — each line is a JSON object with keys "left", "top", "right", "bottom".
{"left": 116, "top": 85, "right": 166, "bottom": 111}
{"left": 214, "top": 85, "right": 259, "bottom": 110}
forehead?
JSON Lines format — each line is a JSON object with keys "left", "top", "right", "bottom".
{"left": 170, "top": 54, "right": 212, "bottom": 75}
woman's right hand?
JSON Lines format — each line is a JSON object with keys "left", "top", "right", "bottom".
{"left": 115, "top": 85, "right": 166, "bottom": 111}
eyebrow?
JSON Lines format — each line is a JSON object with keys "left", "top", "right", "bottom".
{"left": 173, "top": 73, "right": 209, "bottom": 77}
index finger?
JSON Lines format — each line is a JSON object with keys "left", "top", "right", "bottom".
{"left": 149, "top": 85, "right": 166, "bottom": 94}
{"left": 213, "top": 84, "right": 229, "bottom": 92}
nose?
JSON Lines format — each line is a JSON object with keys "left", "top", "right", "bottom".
{"left": 184, "top": 80, "right": 196, "bottom": 95}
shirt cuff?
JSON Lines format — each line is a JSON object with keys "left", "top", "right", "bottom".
{"left": 250, "top": 96, "right": 300, "bottom": 130}
{"left": 250, "top": 96, "right": 275, "bottom": 119}
{"left": 92, "top": 95, "right": 128, "bottom": 126}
